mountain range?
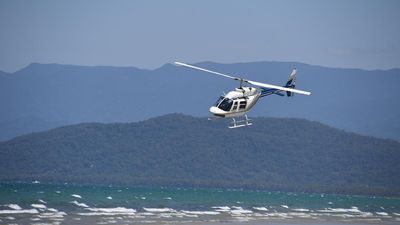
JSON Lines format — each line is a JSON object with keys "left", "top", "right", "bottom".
{"left": 0, "top": 114, "right": 399, "bottom": 196}
{"left": 0, "top": 61, "right": 399, "bottom": 141}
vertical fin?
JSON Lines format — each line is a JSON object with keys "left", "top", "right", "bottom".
{"left": 285, "top": 68, "right": 297, "bottom": 97}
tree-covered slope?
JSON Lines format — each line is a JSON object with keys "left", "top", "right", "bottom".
{"left": 1, "top": 62, "right": 399, "bottom": 141}
{"left": 0, "top": 114, "right": 399, "bottom": 196}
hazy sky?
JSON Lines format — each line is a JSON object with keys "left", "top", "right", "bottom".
{"left": 0, "top": 0, "right": 399, "bottom": 72}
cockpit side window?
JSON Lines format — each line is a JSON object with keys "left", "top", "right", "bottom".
{"left": 218, "top": 98, "right": 233, "bottom": 111}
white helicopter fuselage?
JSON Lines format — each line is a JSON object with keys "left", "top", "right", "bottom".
{"left": 209, "top": 86, "right": 261, "bottom": 118}
{"left": 174, "top": 61, "right": 311, "bottom": 128}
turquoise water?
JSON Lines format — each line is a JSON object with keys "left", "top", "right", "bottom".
{"left": 1, "top": 182, "right": 400, "bottom": 224}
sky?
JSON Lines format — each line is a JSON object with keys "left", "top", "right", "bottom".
{"left": 0, "top": 0, "right": 399, "bottom": 72}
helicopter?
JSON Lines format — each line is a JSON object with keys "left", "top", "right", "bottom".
{"left": 174, "top": 61, "right": 311, "bottom": 128}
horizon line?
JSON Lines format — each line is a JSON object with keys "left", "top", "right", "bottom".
{"left": 1, "top": 60, "right": 399, "bottom": 74}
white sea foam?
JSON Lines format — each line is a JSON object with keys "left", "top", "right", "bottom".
{"left": 211, "top": 206, "right": 230, "bottom": 212}
{"left": 6, "top": 204, "right": 22, "bottom": 210}
{"left": 288, "top": 212, "right": 312, "bottom": 218}
{"left": 265, "top": 212, "right": 291, "bottom": 218}
{"left": 37, "top": 211, "right": 67, "bottom": 218}
{"left": 157, "top": 213, "right": 173, "bottom": 218}
{"left": 181, "top": 210, "right": 220, "bottom": 215}
{"left": 71, "top": 194, "right": 82, "bottom": 199}
{"left": 253, "top": 207, "right": 269, "bottom": 211}
{"left": 0, "top": 209, "right": 39, "bottom": 214}
{"left": 4, "top": 216, "right": 15, "bottom": 220}
{"left": 292, "top": 208, "right": 310, "bottom": 212}
{"left": 354, "top": 218, "right": 382, "bottom": 222}
{"left": 357, "top": 212, "right": 374, "bottom": 217}
{"left": 143, "top": 207, "right": 175, "bottom": 213}
{"left": 281, "top": 205, "right": 289, "bottom": 209}
{"left": 106, "top": 196, "right": 112, "bottom": 200}
{"left": 394, "top": 212, "right": 400, "bottom": 216}
{"left": 47, "top": 208, "right": 59, "bottom": 212}
{"left": 38, "top": 199, "right": 47, "bottom": 204}
{"left": 253, "top": 212, "right": 265, "bottom": 217}
{"left": 138, "top": 212, "right": 155, "bottom": 216}
{"left": 317, "top": 207, "right": 361, "bottom": 213}
{"left": 234, "top": 216, "right": 251, "bottom": 222}
{"left": 87, "top": 207, "right": 136, "bottom": 213}
{"left": 70, "top": 201, "right": 89, "bottom": 208}
{"left": 333, "top": 213, "right": 359, "bottom": 218}
{"left": 376, "top": 212, "right": 389, "bottom": 216}
{"left": 230, "top": 207, "right": 253, "bottom": 215}
{"left": 31, "top": 204, "right": 47, "bottom": 209}
{"left": 182, "top": 214, "right": 199, "bottom": 218}
{"left": 32, "top": 180, "right": 40, "bottom": 184}
{"left": 78, "top": 207, "right": 136, "bottom": 216}
{"left": 164, "top": 197, "right": 172, "bottom": 200}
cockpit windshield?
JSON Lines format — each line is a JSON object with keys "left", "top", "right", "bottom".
{"left": 214, "top": 96, "right": 224, "bottom": 106}
{"left": 215, "top": 97, "right": 233, "bottom": 111}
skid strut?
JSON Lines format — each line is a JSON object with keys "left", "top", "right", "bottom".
{"left": 228, "top": 115, "right": 253, "bottom": 128}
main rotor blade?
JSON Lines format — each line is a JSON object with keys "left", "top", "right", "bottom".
{"left": 174, "top": 62, "right": 240, "bottom": 80}
{"left": 174, "top": 61, "right": 311, "bottom": 96}
{"left": 246, "top": 80, "right": 311, "bottom": 96}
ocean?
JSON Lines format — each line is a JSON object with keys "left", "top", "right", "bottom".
{"left": 0, "top": 182, "right": 399, "bottom": 225}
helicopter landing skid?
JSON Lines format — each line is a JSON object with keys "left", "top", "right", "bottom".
{"left": 228, "top": 115, "right": 252, "bottom": 129}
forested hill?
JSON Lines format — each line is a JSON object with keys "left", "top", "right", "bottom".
{"left": 1, "top": 62, "right": 400, "bottom": 141}
{"left": 1, "top": 114, "right": 399, "bottom": 196}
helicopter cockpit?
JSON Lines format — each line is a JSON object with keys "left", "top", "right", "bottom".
{"left": 215, "top": 96, "right": 233, "bottom": 111}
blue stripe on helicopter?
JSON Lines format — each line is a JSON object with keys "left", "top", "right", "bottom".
{"left": 260, "top": 88, "right": 286, "bottom": 97}
{"left": 261, "top": 88, "right": 277, "bottom": 93}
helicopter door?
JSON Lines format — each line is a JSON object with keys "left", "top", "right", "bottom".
{"left": 231, "top": 100, "right": 239, "bottom": 112}
{"left": 239, "top": 99, "right": 247, "bottom": 111}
